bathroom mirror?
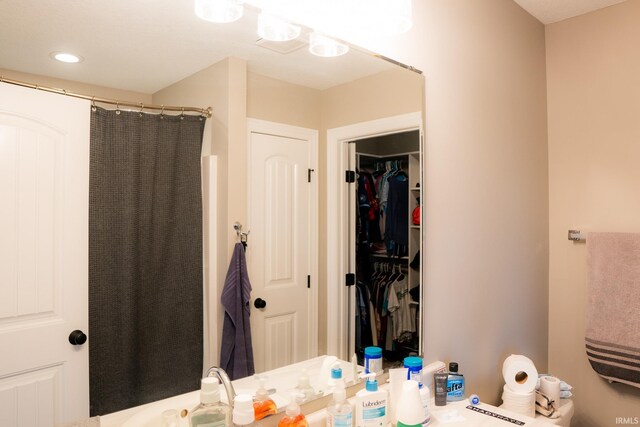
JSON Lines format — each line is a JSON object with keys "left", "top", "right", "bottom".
{"left": 0, "top": 0, "right": 424, "bottom": 417}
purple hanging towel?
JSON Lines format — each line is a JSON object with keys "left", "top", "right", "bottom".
{"left": 220, "top": 243, "right": 255, "bottom": 380}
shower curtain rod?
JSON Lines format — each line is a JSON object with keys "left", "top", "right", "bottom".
{"left": 0, "top": 75, "right": 212, "bottom": 118}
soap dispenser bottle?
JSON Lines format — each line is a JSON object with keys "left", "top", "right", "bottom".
{"left": 278, "top": 393, "right": 308, "bottom": 427}
{"left": 189, "top": 377, "right": 231, "bottom": 427}
{"left": 295, "top": 369, "right": 316, "bottom": 402}
{"left": 327, "top": 377, "right": 353, "bottom": 427}
{"left": 253, "top": 375, "right": 278, "bottom": 420}
{"left": 446, "top": 362, "right": 465, "bottom": 402}
{"left": 355, "top": 373, "right": 388, "bottom": 427}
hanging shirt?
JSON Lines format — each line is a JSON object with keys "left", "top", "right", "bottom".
{"left": 385, "top": 172, "right": 409, "bottom": 256}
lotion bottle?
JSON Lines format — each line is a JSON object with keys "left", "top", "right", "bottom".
{"left": 189, "top": 377, "right": 231, "bottom": 427}
{"left": 355, "top": 373, "right": 388, "bottom": 427}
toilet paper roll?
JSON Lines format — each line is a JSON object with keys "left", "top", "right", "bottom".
{"left": 501, "top": 385, "right": 536, "bottom": 419}
{"left": 540, "top": 376, "right": 561, "bottom": 409}
{"left": 502, "top": 355, "right": 539, "bottom": 393}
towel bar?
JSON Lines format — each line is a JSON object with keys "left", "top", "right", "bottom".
{"left": 568, "top": 230, "right": 585, "bottom": 241}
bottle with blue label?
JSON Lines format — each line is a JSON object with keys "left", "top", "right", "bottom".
{"left": 403, "top": 357, "right": 430, "bottom": 426}
{"left": 355, "top": 373, "right": 388, "bottom": 427}
{"left": 364, "top": 347, "right": 383, "bottom": 375}
{"left": 446, "top": 362, "right": 465, "bottom": 402}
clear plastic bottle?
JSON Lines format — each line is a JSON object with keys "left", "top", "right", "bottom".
{"left": 326, "top": 380, "right": 353, "bottom": 427}
{"left": 253, "top": 375, "right": 278, "bottom": 420}
{"left": 295, "top": 369, "right": 316, "bottom": 402}
{"left": 327, "top": 364, "right": 344, "bottom": 394}
{"left": 278, "top": 393, "right": 309, "bottom": 427}
{"left": 189, "top": 377, "right": 231, "bottom": 427}
{"left": 234, "top": 394, "right": 255, "bottom": 427}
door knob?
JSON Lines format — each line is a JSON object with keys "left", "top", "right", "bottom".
{"left": 68, "top": 330, "right": 87, "bottom": 346}
{"left": 254, "top": 298, "right": 267, "bottom": 309}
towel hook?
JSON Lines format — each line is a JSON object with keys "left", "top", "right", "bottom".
{"left": 233, "top": 222, "right": 250, "bottom": 246}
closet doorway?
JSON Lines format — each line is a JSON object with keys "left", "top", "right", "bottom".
{"left": 326, "top": 112, "right": 423, "bottom": 362}
{"left": 351, "top": 132, "right": 422, "bottom": 367}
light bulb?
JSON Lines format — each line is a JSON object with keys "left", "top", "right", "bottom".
{"left": 309, "top": 32, "right": 349, "bottom": 58}
{"left": 195, "top": 0, "right": 244, "bottom": 23}
{"left": 257, "top": 12, "right": 301, "bottom": 42}
{"left": 50, "top": 52, "right": 83, "bottom": 63}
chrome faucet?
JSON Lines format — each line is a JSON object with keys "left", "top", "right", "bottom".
{"left": 206, "top": 366, "right": 237, "bottom": 404}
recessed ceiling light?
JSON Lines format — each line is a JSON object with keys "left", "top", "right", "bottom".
{"left": 309, "top": 32, "right": 349, "bottom": 58}
{"left": 50, "top": 52, "right": 83, "bottom": 63}
{"left": 195, "top": 0, "right": 243, "bottom": 23}
{"left": 257, "top": 12, "right": 301, "bottom": 42}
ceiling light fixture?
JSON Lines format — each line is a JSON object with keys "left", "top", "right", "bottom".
{"left": 309, "top": 32, "right": 349, "bottom": 58}
{"left": 50, "top": 52, "right": 83, "bottom": 63}
{"left": 380, "top": 0, "right": 413, "bottom": 35}
{"left": 195, "top": 0, "right": 244, "bottom": 23}
{"left": 257, "top": 12, "right": 301, "bottom": 42}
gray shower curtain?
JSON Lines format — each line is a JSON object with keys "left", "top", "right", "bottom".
{"left": 89, "top": 107, "right": 205, "bottom": 416}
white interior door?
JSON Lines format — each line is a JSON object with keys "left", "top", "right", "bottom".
{"left": 248, "top": 120, "right": 317, "bottom": 373}
{"left": 0, "top": 84, "right": 90, "bottom": 426}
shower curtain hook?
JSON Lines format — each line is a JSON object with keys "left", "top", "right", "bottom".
{"left": 139, "top": 103, "right": 144, "bottom": 117}
{"left": 160, "top": 105, "right": 165, "bottom": 119}
{"left": 91, "top": 97, "right": 97, "bottom": 112}
{"left": 180, "top": 107, "right": 185, "bottom": 120}
{"left": 115, "top": 101, "right": 121, "bottom": 115}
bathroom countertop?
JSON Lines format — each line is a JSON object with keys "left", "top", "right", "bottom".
{"left": 306, "top": 398, "right": 558, "bottom": 427}
{"left": 429, "top": 401, "right": 558, "bottom": 427}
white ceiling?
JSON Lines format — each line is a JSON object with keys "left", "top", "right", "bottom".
{"left": 512, "top": 0, "right": 628, "bottom": 24}
{"left": 0, "top": 0, "right": 394, "bottom": 94}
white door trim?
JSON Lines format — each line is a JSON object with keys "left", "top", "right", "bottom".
{"left": 326, "top": 111, "right": 423, "bottom": 359}
{"left": 246, "top": 118, "right": 319, "bottom": 360}
{"left": 202, "top": 155, "right": 218, "bottom": 371}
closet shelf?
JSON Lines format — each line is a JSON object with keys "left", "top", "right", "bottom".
{"left": 371, "top": 253, "right": 409, "bottom": 260}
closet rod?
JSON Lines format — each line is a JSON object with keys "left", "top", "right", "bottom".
{"left": 0, "top": 75, "right": 212, "bottom": 118}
